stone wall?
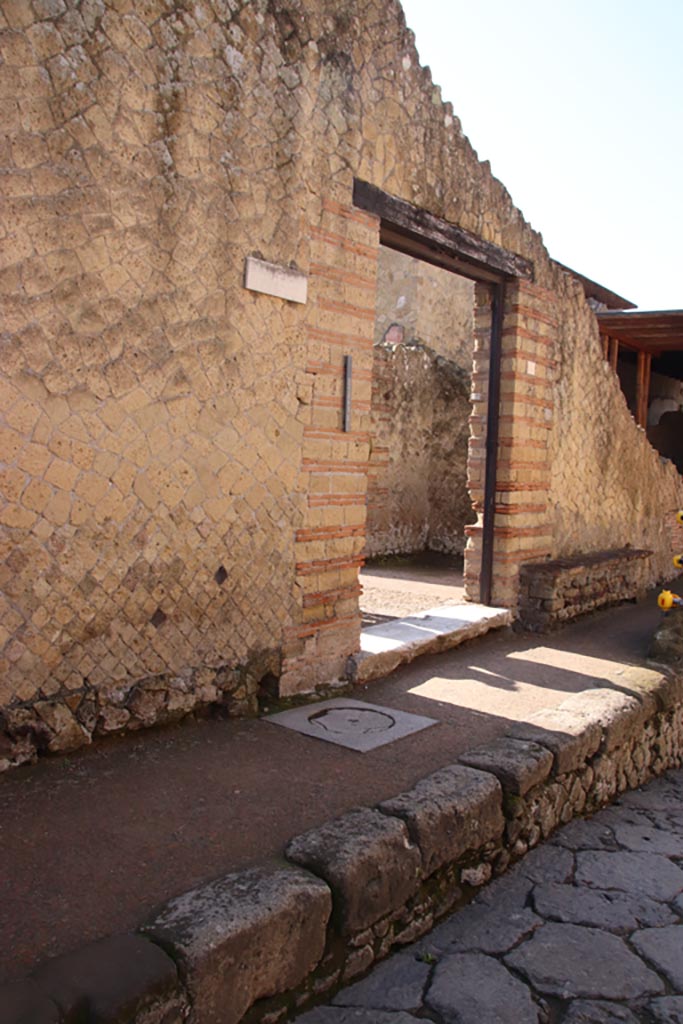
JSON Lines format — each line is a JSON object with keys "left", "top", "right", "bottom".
{"left": 547, "top": 274, "right": 683, "bottom": 581}
{"left": 466, "top": 274, "right": 683, "bottom": 609}
{"left": 2, "top": 0, "right": 536, "bottom": 761}
{"left": 2, "top": 0, "right": 683, "bottom": 764}
{"left": 4, "top": 669, "right": 682, "bottom": 1023}
{"left": 365, "top": 248, "right": 475, "bottom": 558}
{"left": 365, "top": 341, "right": 474, "bottom": 557}
{"left": 518, "top": 547, "right": 652, "bottom": 632}
{"left": 373, "top": 246, "right": 474, "bottom": 362}
{"left": 1, "top": 0, "right": 323, "bottom": 760}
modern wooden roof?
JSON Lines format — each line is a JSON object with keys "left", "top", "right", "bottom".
{"left": 596, "top": 310, "right": 683, "bottom": 355}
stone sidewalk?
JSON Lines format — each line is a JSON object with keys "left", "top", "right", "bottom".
{"left": 296, "top": 768, "right": 683, "bottom": 1024}
{"left": 1, "top": 597, "right": 665, "bottom": 985}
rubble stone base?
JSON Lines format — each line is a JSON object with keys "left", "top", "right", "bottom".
{"left": 518, "top": 548, "right": 652, "bottom": 632}
{"left": 0, "top": 647, "right": 280, "bottom": 773}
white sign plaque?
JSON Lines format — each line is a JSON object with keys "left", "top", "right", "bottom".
{"left": 244, "top": 256, "right": 308, "bottom": 304}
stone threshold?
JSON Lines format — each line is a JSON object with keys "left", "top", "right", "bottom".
{"left": 4, "top": 667, "right": 683, "bottom": 1024}
{"left": 348, "top": 602, "right": 512, "bottom": 684}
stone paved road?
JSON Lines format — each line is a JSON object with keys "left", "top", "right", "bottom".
{"left": 296, "top": 768, "right": 683, "bottom": 1024}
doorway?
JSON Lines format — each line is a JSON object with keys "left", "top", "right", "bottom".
{"left": 361, "top": 244, "right": 478, "bottom": 627}
{"left": 352, "top": 180, "right": 535, "bottom": 616}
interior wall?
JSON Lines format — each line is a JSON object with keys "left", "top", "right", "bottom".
{"left": 373, "top": 247, "right": 474, "bottom": 361}
{"left": 366, "top": 249, "right": 475, "bottom": 558}
{"left": 366, "top": 342, "right": 474, "bottom": 557}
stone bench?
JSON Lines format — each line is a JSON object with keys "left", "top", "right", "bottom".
{"left": 518, "top": 547, "right": 652, "bottom": 632}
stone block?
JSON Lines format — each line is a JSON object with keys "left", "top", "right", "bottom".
{"left": 378, "top": 765, "right": 503, "bottom": 877}
{"left": 331, "top": 951, "right": 431, "bottom": 1011}
{"left": 31, "top": 933, "right": 184, "bottom": 1024}
{"left": 348, "top": 606, "right": 511, "bottom": 684}
{"left": 650, "top": 606, "right": 683, "bottom": 666}
{"left": 285, "top": 808, "right": 421, "bottom": 935}
{"left": 646, "top": 669, "right": 683, "bottom": 711}
{"left": 34, "top": 700, "right": 91, "bottom": 753}
{"left": 426, "top": 952, "right": 540, "bottom": 1024}
{"left": 459, "top": 737, "right": 553, "bottom": 796}
{"left": 597, "top": 667, "right": 660, "bottom": 716}
{"left": 575, "top": 850, "right": 683, "bottom": 903}
{"left": 532, "top": 881, "right": 675, "bottom": 933}
{"left": 555, "top": 689, "right": 648, "bottom": 751}
{"left": 648, "top": 996, "right": 683, "bottom": 1024}
{"left": 505, "top": 922, "right": 664, "bottom": 1000}
{"left": 142, "top": 866, "right": 330, "bottom": 1024}
{"left": 416, "top": 897, "right": 541, "bottom": 956}
{"left": 507, "top": 707, "right": 602, "bottom": 774}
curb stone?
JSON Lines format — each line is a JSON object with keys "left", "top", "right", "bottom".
{"left": 285, "top": 808, "right": 422, "bottom": 935}
{"left": 142, "top": 867, "right": 332, "bottom": 1024}
{"left": 2, "top": 672, "right": 682, "bottom": 1024}
{"left": 377, "top": 764, "right": 503, "bottom": 876}
{"left": 458, "top": 737, "right": 553, "bottom": 795}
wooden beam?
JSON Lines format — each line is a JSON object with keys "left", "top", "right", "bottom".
{"left": 353, "top": 179, "right": 534, "bottom": 282}
{"left": 607, "top": 338, "right": 664, "bottom": 357}
{"left": 601, "top": 334, "right": 610, "bottom": 360}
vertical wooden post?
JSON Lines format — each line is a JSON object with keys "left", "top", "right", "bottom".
{"left": 601, "top": 334, "right": 609, "bottom": 360}
{"left": 609, "top": 337, "right": 619, "bottom": 372}
{"left": 636, "top": 351, "right": 652, "bottom": 427}
{"left": 636, "top": 350, "right": 646, "bottom": 426}
{"left": 643, "top": 352, "right": 652, "bottom": 426}
{"left": 480, "top": 280, "right": 505, "bottom": 608}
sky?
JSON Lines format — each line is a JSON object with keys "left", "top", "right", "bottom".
{"left": 399, "top": 0, "right": 683, "bottom": 310}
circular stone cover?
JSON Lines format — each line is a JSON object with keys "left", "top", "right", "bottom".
{"left": 307, "top": 706, "right": 395, "bottom": 736}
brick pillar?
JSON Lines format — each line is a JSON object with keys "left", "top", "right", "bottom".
{"left": 279, "top": 198, "right": 379, "bottom": 696}
{"left": 493, "top": 280, "right": 557, "bottom": 608}
{"left": 465, "top": 280, "right": 556, "bottom": 610}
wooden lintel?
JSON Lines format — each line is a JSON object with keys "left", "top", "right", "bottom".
{"left": 353, "top": 179, "right": 534, "bottom": 282}
{"left": 380, "top": 226, "right": 502, "bottom": 285}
